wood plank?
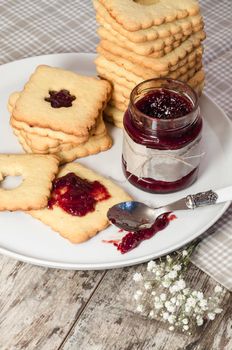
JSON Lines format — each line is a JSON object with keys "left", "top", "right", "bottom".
{"left": 0, "top": 255, "right": 105, "bottom": 350}
{"left": 60, "top": 263, "right": 232, "bottom": 350}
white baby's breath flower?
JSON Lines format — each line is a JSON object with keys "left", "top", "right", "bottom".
{"left": 154, "top": 301, "right": 163, "bottom": 310}
{"left": 162, "top": 312, "right": 170, "bottom": 320}
{"left": 196, "top": 317, "right": 204, "bottom": 326}
{"left": 177, "top": 293, "right": 185, "bottom": 301}
{"left": 169, "top": 285, "right": 179, "bottom": 294}
{"left": 207, "top": 313, "right": 216, "bottom": 320}
{"left": 136, "top": 304, "right": 144, "bottom": 313}
{"left": 160, "top": 293, "right": 167, "bottom": 301}
{"left": 165, "top": 301, "right": 172, "bottom": 309}
{"left": 196, "top": 291, "right": 204, "bottom": 300}
{"left": 199, "top": 299, "right": 208, "bottom": 310}
{"left": 147, "top": 261, "right": 156, "bottom": 272}
{"left": 169, "top": 326, "right": 175, "bottom": 331}
{"left": 185, "top": 305, "right": 191, "bottom": 313}
{"left": 162, "top": 280, "right": 171, "bottom": 288}
{"left": 168, "top": 270, "right": 178, "bottom": 279}
{"left": 133, "top": 273, "right": 143, "bottom": 282}
{"left": 170, "top": 297, "right": 176, "bottom": 304}
{"left": 182, "top": 318, "right": 189, "bottom": 325}
{"left": 167, "top": 305, "right": 176, "bottom": 313}
{"left": 173, "top": 264, "right": 182, "bottom": 271}
{"left": 176, "top": 279, "right": 186, "bottom": 290}
{"left": 214, "top": 308, "right": 223, "bottom": 314}
{"left": 133, "top": 246, "right": 224, "bottom": 333}
{"left": 214, "top": 285, "right": 223, "bottom": 293}
{"left": 186, "top": 296, "right": 197, "bottom": 308}
{"left": 168, "top": 315, "right": 176, "bottom": 324}
{"left": 182, "top": 250, "right": 188, "bottom": 257}
{"left": 144, "top": 282, "right": 152, "bottom": 290}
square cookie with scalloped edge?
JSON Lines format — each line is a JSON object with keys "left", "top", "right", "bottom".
{"left": 97, "top": 0, "right": 200, "bottom": 31}
{"left": 93, "top": 0, "right": 203, "bottom": 43}
{"left": 0, "top": 154, "right": 59, "bottom": 211}
{"left": 12, "top": 65, "right": 111, "bottom": 137}
{"left": 29, "top": 162, "right": 132, "bottom": 243}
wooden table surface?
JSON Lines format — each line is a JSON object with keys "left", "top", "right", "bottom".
{"left": 1, "top": 1, "right": 232, "bottom": 349}
{"left": 0, "top": 255, "right": 231, "bottom": 350}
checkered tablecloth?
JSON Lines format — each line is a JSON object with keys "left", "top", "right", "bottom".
{"left": 1, "top": 0, "right": 232, "bottom": 290}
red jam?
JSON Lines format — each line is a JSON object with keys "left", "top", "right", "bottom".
{"left": 136, "top": 89, "right": 193, "bottom": 120}
{"left": 106, "top": 213, "right": 176, "bottom": 254}
{"left": 48, "top": 172, "right": 110, "bottom": 216}
{"left": 122, "top": 79, "right": 202, "bottom": 194}
{"left": 45, "top": 89, "right": 76, "bottom": 108}
{"left": 122, "top": 158, "right": 198, "bottom": 193}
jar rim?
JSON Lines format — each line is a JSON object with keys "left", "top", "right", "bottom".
{"left": 129, "top": 77, "right": 199, "bottom": 125}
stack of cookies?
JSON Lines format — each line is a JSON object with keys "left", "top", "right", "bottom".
{"left": 8, "top": 65, "right": 112, "bottom": 163}
{"left": 93, "top": 0, "right": 206, "bottom": 127}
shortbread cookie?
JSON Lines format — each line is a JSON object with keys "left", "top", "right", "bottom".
{"left": 8, "top": 92, "right": 90, "bottom": 149}
{"left": 97, "top": 0, "right": 200, "bottom": 31}
{"left": 111, "top": 61, "right": 202, "bottom": 99}
{"left": 13, "top": 114, "right": 108, "bottom": 155}
{"left": 110, "top": 67, "right": 204, "bottom": 111}
{"left": 13, "top": 114, "right": 106, "bottom": 153}
{"left": 97, "top": 24, "right": 204, "bottom": 56}
{"left": 93, "top": 0, "right": 203, "bottom": 42}
{"left": 104, "top": 105, "right": 124, "bottom": 127}
{"left": 15, "top": 127, "right": 112, "bottom": 164}
{"left": 12, "top": 65, "right": 111, "bottom": 136}
{"left": 0, "top": 154, "right": 59, "bottom": 211}
{"left": 96, "top": 54, "right": 202, "bottom": 85}
{"left": 97, "top": 45, "right": 202, "bottom": 79}
{"left": 56, "top": 133, "right": 112, "bottom": 164}
{"left": 99, "top": 40, "right": 203, "bottom": 71}
{"left": 10, "top": 115, "right": 89, "bottom": 144}
{"left": 13, "top": 128, "right": 75, "bottom": 153}
{"left": 29, "top": 162, "right": 131, "bottom": 243}
{"left": 187, "top": 69, "right": 205, "bottom": 89}
{"left": 110, "top": 62, "right": 203, "bottom": 107}
{"left": 9, "top": 92, "right": 97, "bottom": 144}
{"left": 97, "top": 25, "right": 194, "bottom": 56}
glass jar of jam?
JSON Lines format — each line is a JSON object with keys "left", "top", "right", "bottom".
{"left": 122, "top": 78, "right": 203, "bottom": 193}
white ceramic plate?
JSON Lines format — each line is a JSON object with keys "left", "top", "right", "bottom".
{"left": 0, "top": 53, "right": 231, "bottom": 270}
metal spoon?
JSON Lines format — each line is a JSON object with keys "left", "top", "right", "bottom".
{"left": 107, "top": 186, "right": 232, "bottom": 231}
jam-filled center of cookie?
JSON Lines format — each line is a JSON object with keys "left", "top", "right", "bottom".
{"left": 45, "top": 89, "right": 76, "bottom": 108}
{"left": 48, "top": 172, "right": 111, "bottom": 216}
{"left": 136, "top": 89, "right": 193, "bottom": 119}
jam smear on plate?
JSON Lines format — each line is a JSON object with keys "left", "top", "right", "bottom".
{"left": 48, "top": 172, "right": 110, "bottom": 216}
{"left": 136, "top": 89, "right": 193, "bottom": 119}
{"left": 104, "top": 213, "right": 177, "bottom": 254}
{"left": 45, "top": 89, "right": 76, "bottom": 108}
